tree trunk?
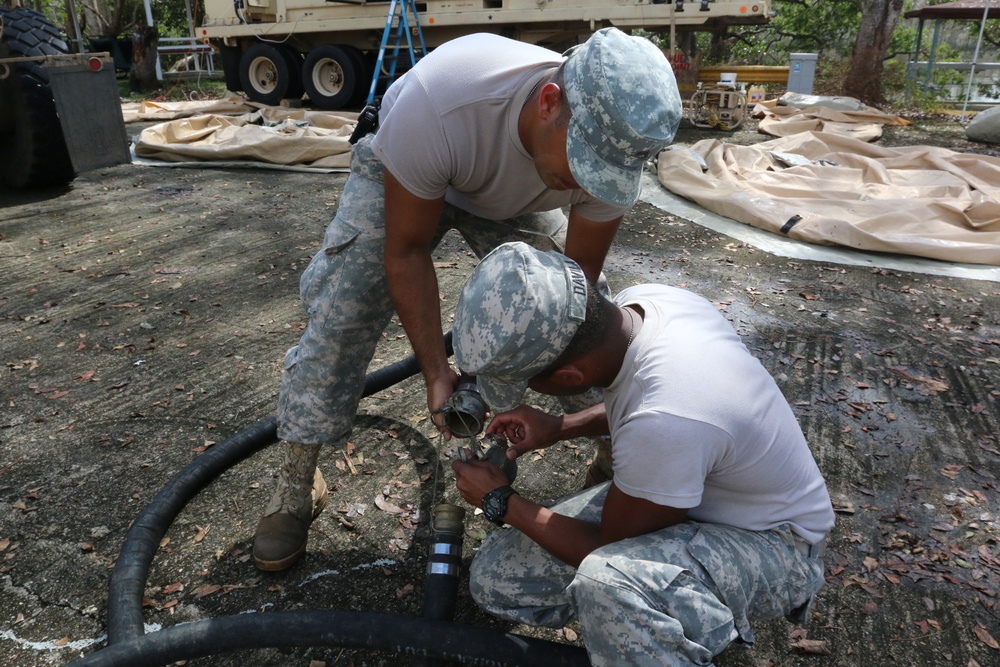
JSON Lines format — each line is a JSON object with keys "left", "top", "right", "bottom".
{"left": 130, "top": 25, "right": 159, "bottom": 92}
{"left": 842, "top": 0, "right": 904, "bottom": 106}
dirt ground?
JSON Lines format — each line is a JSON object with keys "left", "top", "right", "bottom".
{"left": 1, "top": 113, "right": 999, "bottom": 667}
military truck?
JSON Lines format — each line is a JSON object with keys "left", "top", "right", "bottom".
{"left": 199, "top": 0, "right": 770, "bottom": 109}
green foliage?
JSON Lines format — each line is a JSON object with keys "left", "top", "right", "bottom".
{"left": 881, "top": 58, "right": 945, "bottom": 112}
{"left": 699, "top": 0, "right": 858, "bottom": 65}
{"left": 27, "top": 0, "right": 204, "bottom": 40}
{"left": 118, "top": 76, "right": 227, "bottom": 102}
{"left": 766, "top": 0, "right": 860, "bottom": 59}
{"left": 155, "top": 0, "right": 206, "bottom": 38}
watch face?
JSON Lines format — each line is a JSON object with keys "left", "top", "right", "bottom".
{"left": 483, "top": 487, "right": 509, "bottom": 524}
{"left": 484, "top": 494, "right": 503, "bottom": 521}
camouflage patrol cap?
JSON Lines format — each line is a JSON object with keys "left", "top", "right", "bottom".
{"left": 453, "top": 242, "right": 588, "bottom": 412}
{"left": 563, "top": 27, "right": 682, "bottom": 208}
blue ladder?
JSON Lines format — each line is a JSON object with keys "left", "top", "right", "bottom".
{"left": 366, "top": 0, "right": 427, "bottom": 104}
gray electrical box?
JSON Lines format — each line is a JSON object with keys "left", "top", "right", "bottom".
{"left": 787, "top": 53, "right": 818, "bottom": 95}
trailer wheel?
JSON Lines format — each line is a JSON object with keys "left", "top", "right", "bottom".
{"left": 0, "top": 6, "right": 75, "bottom": 189}
{"left": 303, "top": 44, "right": 359, "bottom": 110}
{"left": 239, "top": 42, "right": 299, "bottom": 106}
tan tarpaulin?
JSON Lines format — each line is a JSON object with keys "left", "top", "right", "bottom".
{"left": 122, "top": 93, "right": 258, "bottom": 123}
{"left": 753, "top": 102, "right": 910, "bottom": 141}
{"left": 657, "top": 131, "right": 1000, "bottom": 266}
{"left": 134, "top": 106, "right": 358, "bottom": 168}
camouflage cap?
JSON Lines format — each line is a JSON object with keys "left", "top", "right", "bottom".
{"left": 563, "top": 27, "right": 682, "bottom": 208}
{"left": 453, "top": 242, "right": 588, "bottom": 412}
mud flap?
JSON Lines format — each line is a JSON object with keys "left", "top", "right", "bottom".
{"left": 48, "top": 54, "right": 131, "bottom": 173}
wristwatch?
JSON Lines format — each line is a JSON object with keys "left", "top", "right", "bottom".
{"left": 482, "top": 485, "right": 516, "bottom": 527}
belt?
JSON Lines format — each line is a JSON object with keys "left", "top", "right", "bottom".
{"left": 794, "top": 536, "right": 827, "bottom": 559}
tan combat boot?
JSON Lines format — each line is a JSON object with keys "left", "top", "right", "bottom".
{"left": 253, "top": 442, "right": 328, "bottom": 571}
{"left": 583, "top": 438, "right": 614, "bottom": 488}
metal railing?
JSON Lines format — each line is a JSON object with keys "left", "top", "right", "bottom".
{"left": 157, "top": 36, "right": 215, "bottom": 75}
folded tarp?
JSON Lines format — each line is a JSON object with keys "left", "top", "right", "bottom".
{"left": 134, "top": 106, "right": 358, "bottom": 168}
{"left": 657, "top": 131, "right": 1000, "bottom": 266}
{"left": 753, "top": 102, "right": 910, "bottom": 141}
{"left": 122, "top": 93, "right": 258, "bottom": 123}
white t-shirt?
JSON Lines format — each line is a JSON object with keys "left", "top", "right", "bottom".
{"left": 606, "top": 285, "right": 835, "bottom": 544}
{"left": 370, "top": 34, "right": 626, "bottom": 222}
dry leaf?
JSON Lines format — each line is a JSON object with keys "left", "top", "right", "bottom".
{"left": 163, "top": 582, "right": 183, "bottom": 594}
{"left": 832, "top": 501, "right": 855, "bottom": 514}
{"left": 193, "top": 525, "right": 210, "bottom": 542}
{"left": 191, "top": 440, "right": 216, "bottom": 453}
{"left": 974, "top": 624, "right": 1000, "bottom": 650}
{"left": 192, "top": 584, "right": 222, "bottom": 598}
{"left": 53, "top": 637, "right": 69, "bottom": 647}
{"left": 791, "top": 639, "right": 831, "bottom": 655}
{"left": 396, "top": 583, "right": 414, "bottom": 599}
{"left": 375, "top": 494, "right": 403, "bottom": 515}
{"left": 940, "top": 465, "right": 964, "bottom": 480}
{"left": 0, "top": 538, "right": 9, "bottom": 552}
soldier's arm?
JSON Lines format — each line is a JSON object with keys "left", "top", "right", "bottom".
{"left": 564, "top": 210, "right": 623, "bottom": 284}
{"left": 382, "top": 168, "right": 457, "bottom": 431}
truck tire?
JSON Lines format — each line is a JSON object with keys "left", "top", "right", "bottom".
{"left": 302, "top": 44, "right": 359, "bottom": 110}
{"left": 280, "top": 45, "right": 305, "bottom": 100}
{"left": 0, "top": 6, "right": 75, "bottom": 189}
{"left": 344, "top": 45, "right": 371, "bottom": 108}
{"left": 239, "top": 42, "right": 300, "bottom": 106}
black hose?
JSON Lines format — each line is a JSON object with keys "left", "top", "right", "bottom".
{"left": 73, "top": 611, "right": 589, "bottom": 667}
{"left": 107, "top": 414, "right": 279, "bottom": 644}
{"left": 108, "top": 335, "right": 451, "bottom": 644}
{"left": 95, "top": 333, "right": 588, "bottom": 667}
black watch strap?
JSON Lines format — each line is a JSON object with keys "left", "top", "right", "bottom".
{"left": 482, "top": 485, "right": 516, "bottom": 527}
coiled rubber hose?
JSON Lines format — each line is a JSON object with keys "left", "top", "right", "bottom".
{"left": 82, "top": 336, "right": 590, "bottom": 666}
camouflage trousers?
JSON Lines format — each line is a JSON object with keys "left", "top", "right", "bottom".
{"left": 470, "top": 483, "right": 827, "bottom": 667}
{"left": 277, "top": 135, "right": 599, "bottom": 445}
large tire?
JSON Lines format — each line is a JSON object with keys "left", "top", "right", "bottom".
{"left": 0, "top": 6, "right": 76, "bottom": 189}
{"left": 302, "top": 44, "right": 359, "bottom": 110}
{"left": 279, "top": 45, "right": 305, "bottom": 100}
{"left": 238, "top": 42, "right": 299, "bottom": 106}
{"left": 343, "top": 45, "right": 371, "bottom": 108}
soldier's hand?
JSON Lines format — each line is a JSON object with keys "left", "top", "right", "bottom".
{"left": 427, "top": 370, "right": 460, "bottom": 440}
{"left": 487, "top": 405, "right": 562, "bottom": 458}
